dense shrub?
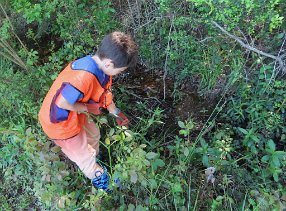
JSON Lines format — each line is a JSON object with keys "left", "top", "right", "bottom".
{"left": 0, "top": 0, "right": 285, "bottom": 210}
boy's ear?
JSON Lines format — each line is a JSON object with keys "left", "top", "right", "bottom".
{"left": 104, "top": 59, "right": 114, "bottom": 68}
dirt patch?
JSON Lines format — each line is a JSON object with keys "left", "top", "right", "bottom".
{"left": 118, "top": 65, "right": 216, "bottom": 133}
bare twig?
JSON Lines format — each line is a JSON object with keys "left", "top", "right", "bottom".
{"left": 128, "top": 91, "right": 162, "bottom": 104}
{"left": 0, "top": 3, "right": 28, "bottom": 70}
{"left": 199, "top": 36, "right": 213, "bottom": 43}
{"left": 0, "top": 39, "right": 27, "bottom": 70}
{"left": 265, "top": 34, "right": 286, "bottom": 91}
{"left": 212, "top": 21, "right": 286, "bottom": 73}
{"left": 163, "top": 16, "right": 174, "bottom": 100}
{"left": 0, "top": 3, "right": 28, "bottom": 52}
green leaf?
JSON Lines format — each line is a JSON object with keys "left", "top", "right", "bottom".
{"left": 129, "top": 170, "right": 138, "bottom": 183}
{"left": 200, "top": 138, "right": 208, "bottom": 147}
{"left": 202, "top": 155, "right": 209, "bottom": 166}
{"left": 179, "top": 129, "right": 188, "bottom": 136}
{"left": 277, "top": 33, "right": 285, "bottom": 39}
{"left": 172, "top": 182, "right": 183, "bottom": 193}
{"left": 238, "top": 127, "right": 248, "bottom": 135}
{"left": 251, "top": 135, "right": 259, "bottom": 142}
{"left": 105, "top": 137, "right": 110, "bottom": 145}
{"left": 178, "top": 121, "right": 185, "bottom": 128}
{"left": 259, "top": 65, "right": 272, "bottom": 73}
{"left": 99, "top": 117, "right": 108, "bottom": 124}
{"left": 149, "top": 179, "right": 157, "bottom": 189}
{"left": 51, "top": 146, "right": 61, "bottom": 153}
{"left": 109, "top": 128, "right": 115, "bottom": 136}
{"left": 183, "top": 147, "right": 189, "bottom": 157}
{"left": 152, "top": 158, "right": 165, "bottom": 171}
{"left": 273, "top": 172, "right": 279, "bottom": 182}
{"left": 274, "top": 151, "right": 286, "bottom": 158}
{"left": 124, "top": 130, "right": 133, "bottom": 138}
{"left": 146, "top": 152, "right": 157, "bottom": 160}
{"left": 143, "top": 159, "right": 151, "bottom": 166}
{"left": 112, "top": 135, "right": 122, "bottom": 141}
{"left": 271, "top": 156, "right": 280, "bottom": 167}
{"left": 261, "top": 155, "right": 269, "bottom": 162}
{"left": 267, "top": 140, "right": 276, "bottom": 151}
{"left": 127, "top": 204, "right": 135, "bottom": 211}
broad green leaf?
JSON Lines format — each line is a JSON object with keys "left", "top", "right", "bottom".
{"left": 129, "top": 170, "right": 138, "bottom": 183}
{"left": 277, "top": 33, "right": 285, "bottom": 39}
{"left": 124, "top": 130, "right": 133, "bottom": 138}
{"left": 251, "top": 135, "right": 259, "bottom": 142}
{"left": 179, "top": 129, "right": 188, "bottom": 136}
{"left": 238, "top": 127, "right": 248, "bottom": 135}
{"left": 267, "top": 139, "right": 276, "bottom": 151}
{"left": 184, "top": 147, "right": 189, "bottom": 157}
{"left": 112, "top": 135, "right": 122, "bottom": 141}
{"left": 202, "top": 155, "right": 209, "bottom": 166}
{"left": 200, "top": 138, "right": 208, "bottom": 147}
{"left": 172, "top": 183, "right": 183, "bottom": 193}
{"left": 105, "top": 137, "right": 110, "bottom": 145}
{"left": 99, "top": 117, "right": 108, "bottom": 124}
{"left": 141, "top": 179, "right": 147, "bottom": 187}
{"left": 127, "top": 204, "right": 135, "bottom": 211}
{"left": 152, "top": 158, "right": 165, "bottom": 171}
{"left": 274, "top": 151, "right": 286, "bottom": 158}
{"left": 51, "top": 146, "right": 61, "bottom": 153}
{"left": 135, "top": 205, "right": 146, "bottom": 211}
{"left": 149, "top": 179, "right": 157, "bottom": 189}
{"left": 261, "top": 155, "right": 269, "bottom": 162}
{"left": 259, "top": 65, "right": 272, "bottom": 73}
{"left": 178, "top": 121, "right": 185, "bottom": 128}
{"left": 271, "top": 156, "right": 280, "bottom": 167}
{"left": 146, "top": 152, "right": 157, "bottom": 160}
{"left": 143, "top": 159, "right": 151, "bottom": 166}
{"left": 273, "top": 172, "right": 279, "bottom": 182}
{"left": 109, "top": 128, "right": 115, "bottom": 136}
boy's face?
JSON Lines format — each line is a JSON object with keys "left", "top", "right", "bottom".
{"left": 102, "top": 59, "right": 128, "bottom": 76}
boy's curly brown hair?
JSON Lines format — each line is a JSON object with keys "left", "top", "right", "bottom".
{"left": 97, "top": 32, "right": 138, "bottom": 68}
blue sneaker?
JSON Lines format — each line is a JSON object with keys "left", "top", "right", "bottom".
{"left": 92, "top": 167, "right": 112, "bottom": 193}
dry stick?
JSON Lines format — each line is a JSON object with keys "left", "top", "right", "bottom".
{"left": 261, "top": 35, "right": 286, "bottom": 94}
{"left": 163, "top": 16, "right": 174, "bottom": 100}
{"left": 0, "top": 3, "right": 28, "bottom": 71}
{"left": 0, "top": 41, "right": 25, "bottom": 68}
{"left": 0, "top": 40, "right": 27, "bottom": 69}
{"left": 274, "top": 35, "right": 286, "bottom": 78}
{"left": 128, "top": 91, "right": 162, "bottom": 104}
{"left": 0, "top": 52, "right": 25, "bottom": 69}
{"left": 212, "top": 21, "right": 286, "bottom": 73}
{"left": 0, "top": 3, "right": 28, "bottom": 52}
{"left": 127, "top": 0, "right": 137, "bottom": 27}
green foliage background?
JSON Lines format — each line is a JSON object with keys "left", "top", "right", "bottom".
{"left": 0, "top": 0, "right": 285, "bottom": 210}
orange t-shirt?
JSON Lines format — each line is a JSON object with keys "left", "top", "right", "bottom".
{"left": 38, "top": 60, "right": 112, "bottom": 140}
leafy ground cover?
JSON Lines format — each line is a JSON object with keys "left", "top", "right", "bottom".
{"left": 0, "top": 0, "right": 285, "bottom": 210}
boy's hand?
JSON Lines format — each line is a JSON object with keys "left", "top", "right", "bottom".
{"left": 86, "top": 103, "right": 102, "bottom": 115}
{"left": 116, "top": 112, "right": 129, "bottom": 127}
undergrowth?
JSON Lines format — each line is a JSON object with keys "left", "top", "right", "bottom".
{"left": 0, "top": 0, "right": 285, "bottom": 210}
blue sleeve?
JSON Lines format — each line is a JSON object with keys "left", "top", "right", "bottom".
{"left": 61, "top": 84, "right": 83, "bottom": 105}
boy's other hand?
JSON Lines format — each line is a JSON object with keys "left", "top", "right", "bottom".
{"left": 116, "top": 112, "right": 129, "bottom": 127}
{"left": 86, "top": 103, "right": 102, "bottom": 115}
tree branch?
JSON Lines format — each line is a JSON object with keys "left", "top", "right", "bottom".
{"left": 212, "top": 21, "right": 285, "bottom": 73}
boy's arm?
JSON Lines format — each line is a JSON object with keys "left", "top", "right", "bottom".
{"left": 56, "top": 94, "right": 87, "bottom": 113}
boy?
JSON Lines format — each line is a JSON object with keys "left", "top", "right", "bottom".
{"left": 38, "top": 32, "right": 138, "bottom": 192}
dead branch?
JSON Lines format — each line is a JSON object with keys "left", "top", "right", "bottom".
{"left": 163, "top": 16, "right": 174, "bottom": 100}
{"left": 212, "top": 21, "right": 286, "bottom": 73}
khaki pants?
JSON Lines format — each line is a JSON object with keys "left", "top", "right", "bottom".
{"left": 54, "top": 120, "right": 102, "bottom": 179}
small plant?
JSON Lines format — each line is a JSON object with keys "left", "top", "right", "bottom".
{"left": 261, "top": 139, "right": 286, "bottom": 182}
